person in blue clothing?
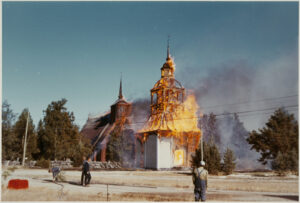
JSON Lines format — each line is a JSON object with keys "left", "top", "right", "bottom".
{"left": 49, "top": 166, "right": 61, "bottom": 182}
{"left": 192, "top": 161, "right": 208, "bottom": 202}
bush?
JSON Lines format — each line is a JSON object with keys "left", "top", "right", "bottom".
{"left": 222, "top": 147, "right": 236, "bottom": 175}
{"left": 2, "top": 166, "right": 17, "bottom": 180}
{"left": 271, "top": 150, "right": 298, "bottom": 175}
{"left": 36, "top": 158, "right": 50, "bottom": 168}
{"left": 191, "top": 141, "right": 221, "bottom": 175}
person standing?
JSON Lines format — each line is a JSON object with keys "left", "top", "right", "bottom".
{"left": 81, "top": 156, "right": 89, "bottom": 186}
{"left": 192, "top": 161, "right": 208, "bottom": 202}
{"left": 86, "top": 157, "right": 92, "bottom": 185}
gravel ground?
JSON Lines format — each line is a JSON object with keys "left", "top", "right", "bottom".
{"left": 1, "top": 168, "right": 298, "bottom": 201}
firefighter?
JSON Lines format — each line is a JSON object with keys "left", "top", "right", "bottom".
{"left": 192, "top": 161, "right": 208, "bottom": 202}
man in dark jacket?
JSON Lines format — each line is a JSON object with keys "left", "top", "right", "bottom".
{"left": 86, "top": 158, "right": 92, "bottom": 185}
{"left": 81, "top": 156, "right": 90, "bottom": 186}
{"left": 192, "top": 161, "right": 208, "bottom": 201}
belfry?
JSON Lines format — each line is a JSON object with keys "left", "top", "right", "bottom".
{"left": 139, "top": 42, "right": 201, "bottom": 169}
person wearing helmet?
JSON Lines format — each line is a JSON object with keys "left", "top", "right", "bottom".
{"left": 192, "top": 160, "right": 208, "bottom": 201}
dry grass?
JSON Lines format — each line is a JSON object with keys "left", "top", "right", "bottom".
{"left": 1, "top": 169, "right": 298, "bottom": 201}
{"left": 110, "top": 192, "right": 194, "bottom": 201}
{"left": 208, "top": 179, "right": 298, "bottom": 193}
{"left": 91, "top": 175, "right": 298, "bottom": 193}
{"left": 109, "top": 192, "right": 251, "bottom": 201}
{"left": 2, "top": 186, "right": 60, "bottom": 201}
{"left": 1, "top": 185, "right": 107, "bottom": 201}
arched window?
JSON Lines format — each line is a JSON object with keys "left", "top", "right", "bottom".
{"left": 153, "top": 93, "right": 157, "bottom": 104}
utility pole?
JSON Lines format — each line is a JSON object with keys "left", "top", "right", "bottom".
{"left": 54, "top": 128, "right": 57, "bottom": 160}
{"left": 22, "top": 111, "right": 29, "bottom": 166}
{"left": 106, "top": 184, "right": 109, "bottom": 201}
{"left": 201, "top": 134, "right": 204, "bottom": 162}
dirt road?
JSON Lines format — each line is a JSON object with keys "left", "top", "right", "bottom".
{"left": 1, "top": 168, "right": 298, "bottom": 201}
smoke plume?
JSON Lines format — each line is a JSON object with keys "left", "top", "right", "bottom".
{"left": 131, "top": 98, "right": 151, "bottom": 132}
{"left": 177, "top": 53, "right": 298, "bottom": 169}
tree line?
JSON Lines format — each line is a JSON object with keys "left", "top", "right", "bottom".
{"left": 2, "top": 99, "right": 298, "bottom": 174}
{"left": 2, "top": 99, "right": 91, "bottom": 166}
{"left": 192, "top": 108, "right": 298, "bottom": 175}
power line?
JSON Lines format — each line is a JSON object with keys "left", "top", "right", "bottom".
{"left": 217, "top": 109, "right": 298, "bottom": 120}
{"left": 214, "top": 104, "right": 298, "bottom": 117}
{"left": 200, "top": 94, "right": 298, "bottom": 110}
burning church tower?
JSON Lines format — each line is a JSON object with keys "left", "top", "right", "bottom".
{"left": 139, "top": 43, "right": 201, "bottom": 169}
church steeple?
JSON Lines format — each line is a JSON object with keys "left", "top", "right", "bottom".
{"left": 166, "top": 35, "right": 171, "bottom": 60}
{"left": 161, "top": 36, "right": 175, "bottom": 78}
{"left": 118, "top": 74, "right": 123, "bottom": 100}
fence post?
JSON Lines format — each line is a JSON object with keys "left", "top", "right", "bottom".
{"left": 107, "top": 184, "right": 109, "bottom": 201}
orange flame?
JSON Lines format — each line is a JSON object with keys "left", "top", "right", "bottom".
{"left": 174, "top": 149, "right": 184, "bottom": 166}
{"left": 141, "top": 94, "right": 201, "bottom": 134}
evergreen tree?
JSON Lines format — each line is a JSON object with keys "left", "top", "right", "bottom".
{"left": 106, "top": 130, "right": 123, "bottom": 162}
{"left": 38, "top": 99, "right": 91, "bottom": 164}
{"left": 222, "top": 147, "right": 236, "bottom": 175}
{"left": 13, "top": 109, "right": 39, "bottom": 161}
{"left": 2, "top": 100, "right": 17, "bottom": 160}
{"left": 72, "top": 133, "right": 92, "bottom": 166}
{"left": 106, "top": 123, "right": 135, "bottom": 166}
{"left": 231, "top": 113, "right": 250, "bottom": 158}
{"left": 37, "top": 120, "right": 46, "bottom": 160}
{"left": 271, "top": 149, "right": 298, "bottom": 175}
{"left": 247, "top": 108, "right": 298, "bottom": 172}
{"left": 191, "top": 140, "right": 221, "bottom": 175}
{"left": 199, "top": 113, "right": 221, "bottom": 147}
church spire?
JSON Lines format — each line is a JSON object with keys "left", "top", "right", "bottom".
{"left": 166, "top": 35, "right": 171, "bottom": 60}
{"left": 118, "top": 74, "right": 123, "bottom": 99}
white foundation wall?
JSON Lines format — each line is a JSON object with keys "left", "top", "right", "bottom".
{"left": 144, "top": 135, "right": 173, "bottom": 169}
{"left": 157, "top": 137, "right": 172, "bottom": 169}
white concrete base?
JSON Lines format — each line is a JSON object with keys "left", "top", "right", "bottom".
{"left": 144, "top": 134, "right": 174, "bottom": 169}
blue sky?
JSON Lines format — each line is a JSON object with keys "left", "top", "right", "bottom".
{"left": 2, "top": 1, "right": 298, "bottom": 129}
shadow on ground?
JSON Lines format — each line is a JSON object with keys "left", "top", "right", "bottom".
{"left": 264, "top": 195, "right": 299, "bottom": 201}
{"left": 42, "top": 179, "right": 82, "bottom": 186}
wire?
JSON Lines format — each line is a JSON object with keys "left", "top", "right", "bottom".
{"left": 200, "top": 94, "right": 298, "bottom": 110}
{"left": 213, "top": 105, "right": 298, "bottom": 117}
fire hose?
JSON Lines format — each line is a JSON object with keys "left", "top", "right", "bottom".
{"left": 54, "top": 181, "right": 64, "bottom": 200}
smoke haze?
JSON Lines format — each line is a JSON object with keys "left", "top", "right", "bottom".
{"left": 177, "top": 53, "right": 298, "bottom": 169}
{"left": 177, "top": 53, "right": 298, "bottom": 131}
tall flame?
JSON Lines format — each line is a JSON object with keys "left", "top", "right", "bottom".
{"left": 141, "top": 94, "right": 201, "bottom": 135}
